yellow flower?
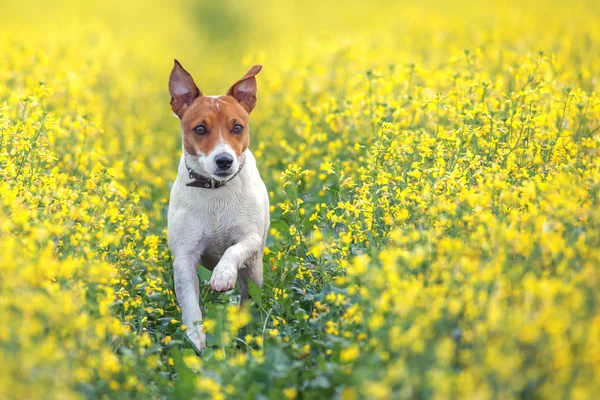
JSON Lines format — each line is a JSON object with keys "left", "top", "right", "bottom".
{"left": 283, "top": 388, "right": 298, "bottom": 399}
{"left": 340, "top": 344, "right": 360, "bottom": 363}
{"left": 203, "top": 319, "right": 216, "bottom": 333}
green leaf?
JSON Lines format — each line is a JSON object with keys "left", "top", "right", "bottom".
{"left": 248, "top": 280, "right": 263, "bottom": 308}
{"left": 198, "top": 266, "right": 212, "bottom": 282}
{"left": 205, "top": 332, "right": 217, "bottom": 347}
{"left": 311, "top": 376, "right": 331, "bottom": 389}
{"left": 294, "top": 308, "right": 307, "bottom": 320}
{"left": 172, "top": 349, "right": 195, "bottom": 398}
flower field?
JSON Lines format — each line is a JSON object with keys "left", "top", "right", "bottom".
{"left": 1, "top": 0, "right": 600, "bottom": 398}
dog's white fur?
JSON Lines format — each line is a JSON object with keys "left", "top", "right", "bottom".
{"left": 168, "top": 142, "right": 269, "bottom": 352}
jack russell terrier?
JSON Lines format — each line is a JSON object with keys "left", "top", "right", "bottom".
{"left": 167, "top": 60, "right": 269, "bottom": 353}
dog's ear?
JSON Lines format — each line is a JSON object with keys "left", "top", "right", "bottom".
{"left": 169, "top": 60, "right": 202, "bottom": 117}
{"left": 227, "top": 65, "right": 262, "bottom": 113}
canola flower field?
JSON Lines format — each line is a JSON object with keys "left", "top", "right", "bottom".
{"left": 1, "top": 0, "right": 600, "bottom": 398}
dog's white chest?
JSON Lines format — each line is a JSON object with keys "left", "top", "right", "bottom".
{"left": 167, "top": 151, "right": 269, "bottom": 266}
{"left": 194, "top": 192, "right": 247, "bottom": 254}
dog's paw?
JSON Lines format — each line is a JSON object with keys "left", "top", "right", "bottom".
{"left": 210, "top": 264, "right": 237, "bottom": 292}
{"left": 185, "top": 325, "right": 206, "bottom": 355}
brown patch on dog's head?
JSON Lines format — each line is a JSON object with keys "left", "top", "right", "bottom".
{"left": 179, "top": 96, "right": 250, "bottom": 158}
{"left": 168, "top": 62, "right": 262, "bottom": 159}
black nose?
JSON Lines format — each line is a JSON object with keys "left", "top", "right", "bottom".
{"left": 215, "top": 154, "right": 234, "bottom": 170}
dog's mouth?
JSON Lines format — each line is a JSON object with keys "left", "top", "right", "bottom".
{"left": 213, "top": 171, "right": 234, "bottom": 180}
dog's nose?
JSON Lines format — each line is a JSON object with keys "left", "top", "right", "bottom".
{"left": 215, "top": 153, "right": 234, "bottom": 170}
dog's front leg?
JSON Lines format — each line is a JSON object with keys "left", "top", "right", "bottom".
{"left": 174, "top": 254, "right": 205, "bottom": 353}
{"left": 210, "top": 233, "right": 262, "bottom": 292}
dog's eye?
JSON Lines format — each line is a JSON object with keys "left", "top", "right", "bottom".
{"left": 194, "top": 125, "right": 207, "bottom": 135}
{"left": 232, "top": 124, "right": 244, "bottom": 134}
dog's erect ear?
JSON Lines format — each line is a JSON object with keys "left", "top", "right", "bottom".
{"left": 227, "top": 65, "right": 262, "bottom": 113}
{"left": 169, "top": 60, "right": 202, "bottom": 117}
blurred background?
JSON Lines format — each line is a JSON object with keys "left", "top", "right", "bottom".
{"left": 3, "top": 0, "right": 599, "bottom": 93}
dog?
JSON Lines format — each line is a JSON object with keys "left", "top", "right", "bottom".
{"left": 167, "top": 60, "right": 269, "bottom": 353}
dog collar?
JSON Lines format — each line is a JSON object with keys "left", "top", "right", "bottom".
{"left": 185, "top": 158, "right": 245, "bottom": 189}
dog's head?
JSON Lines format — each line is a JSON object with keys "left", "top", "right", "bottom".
{"left": 168, "top": 60, "right": 262, "bottom": 180}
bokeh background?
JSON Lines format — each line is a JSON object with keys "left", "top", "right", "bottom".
{"left": 1, "top": 0, "right": 600, "bottom": 398}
